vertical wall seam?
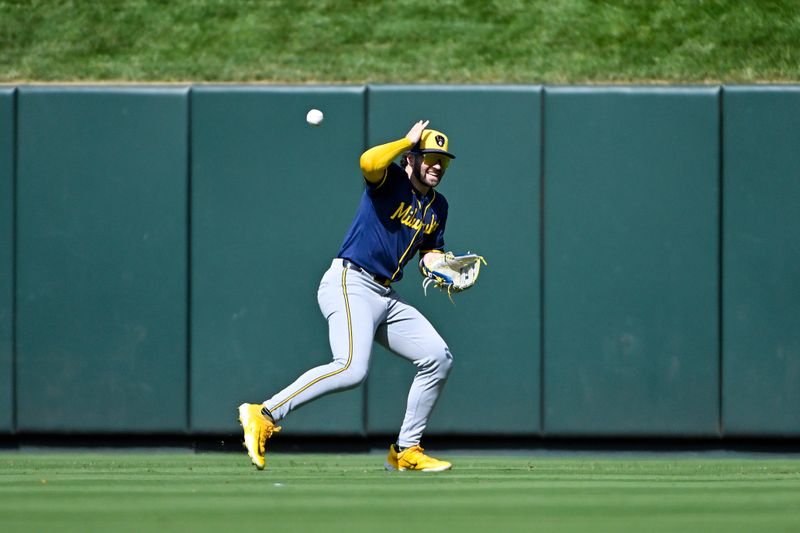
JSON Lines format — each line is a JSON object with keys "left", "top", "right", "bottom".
{"left": 186, "top": 87, "right": 193, "bottom": 435}
{"left": 11, "top": 87, "right": 18, "bottom": 434}
{"left": 539, "top": 86, "right": 546, "bottom": 437}
{"left": 717, "top": 86, "right": 725, "bottom": 437}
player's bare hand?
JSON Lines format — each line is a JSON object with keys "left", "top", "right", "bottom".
{"left": 405, "top": 120, "right": 430, "bottom": 145}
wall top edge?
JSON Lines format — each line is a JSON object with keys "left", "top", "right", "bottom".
{"left": 545, "top": 86, "right": 722, "bottom": 95}
{"left": 366, "top": 84, "right": 544, "bottom": 91}
{"left": 722, "top": 84, "right": 800, "bottom": 93}
{"left": 15, "top": 85, "right": 192, "bottom": 95}
{"left": 191, "top": 85, "right": 366, "bottom": 94}
{"left": 2, "top": 83, "right": 798, "bottom": 92}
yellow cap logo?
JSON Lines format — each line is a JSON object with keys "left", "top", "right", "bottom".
{"left": 418, "top": 129, "right": 455, "bottom": 159}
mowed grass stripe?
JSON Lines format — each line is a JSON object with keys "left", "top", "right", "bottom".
{"left": 1, "top": 453, "right": 798, "bottom": 533}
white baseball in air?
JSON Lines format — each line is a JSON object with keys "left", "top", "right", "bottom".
{"left": 306, "top": 108, "right": 324, "bottom": 126}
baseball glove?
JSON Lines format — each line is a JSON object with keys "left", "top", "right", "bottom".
{"left": 420, "top": 251, "right": 487, "bottom": 299}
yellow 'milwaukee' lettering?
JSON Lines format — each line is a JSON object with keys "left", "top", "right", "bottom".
{"left": 390, "top": 201, "right": 440, "bottom": 234}
{"left": 424, "top": 214, "right": 440, "bottom": 235}
{"left": 391, "top": 202, "right": 413, "bottom": 220}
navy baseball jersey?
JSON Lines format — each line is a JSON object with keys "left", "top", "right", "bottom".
{"left": 337, "top": 162, "right": 448, "bottom": 282}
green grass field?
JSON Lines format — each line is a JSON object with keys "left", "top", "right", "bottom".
{"left": 2, "top": 0, "right": 799, "bottom": 83}
{"left": 1, "top": 452, "right": 799, "bottom": 532}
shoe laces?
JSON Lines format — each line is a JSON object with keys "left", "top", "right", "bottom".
{"left": 402, "top": 444, "right": 426, "bottom": 458}
{"left": 257, "top": 421, "right": 281, "bottom": 455}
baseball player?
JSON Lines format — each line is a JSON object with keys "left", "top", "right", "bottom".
{"left": 239, "top": 120, "right": 455, "bottom": 472}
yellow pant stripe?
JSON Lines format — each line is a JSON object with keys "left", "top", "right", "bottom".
{"left": 271, "top": 268, "right": 353, "bottom": 410}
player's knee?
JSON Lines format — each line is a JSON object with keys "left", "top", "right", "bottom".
{"left": 336, "top": 363, "right": 369, "bottom": 389}
{"left": 430, "top": 345, "right": 454, "bottom": 379}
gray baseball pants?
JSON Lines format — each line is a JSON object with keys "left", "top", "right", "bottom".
{"left": 263, "top": 258, "right": 453, "bottom": 447}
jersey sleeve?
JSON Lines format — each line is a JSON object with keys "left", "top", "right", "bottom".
{"left": 359, "top": 137, "right": 413, "bottom": 188}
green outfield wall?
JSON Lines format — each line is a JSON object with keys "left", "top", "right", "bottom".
{"left": 543, "top": 87, "right": 720, "bottom": 436}
{"left": 722, "top": 86, "right": 800, "bottom": 436}
{"left": 1, "top": 84, "right": 797, "bottom": 438}
{"left": 190, "top": 86, "right": 367, "bottom": 435}
{"left": 365, "top": 86, "right": 542, "bottom": 436}
{"left": 14, "top": 87, "right": 189, "bottom": 432}
{"left": 0, "top": 89, "right": 13, "bottom": 433}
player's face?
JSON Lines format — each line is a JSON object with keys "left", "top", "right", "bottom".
{"left": 416, "top": 154, "right": 449, "bottom": 188}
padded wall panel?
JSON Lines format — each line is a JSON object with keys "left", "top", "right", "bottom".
{"left": 365, "top": 86, "right": 542, "bottom": 435}
{"left": 0, "top": 89, "right": 14, "bottom": 433}
{"left": 190, "top": 87, "right": 366, "bottom": 434}
{"left": 544, "top": 87, "right": 720, "bottom": 436}
{"left": 722, "top": 86, "right": 800, "bottom": 435}
{"left": 16, "top": 88, "right": 189, "bottom": 432}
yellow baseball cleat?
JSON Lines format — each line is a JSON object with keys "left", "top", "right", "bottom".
{"left": 238, "top": 403, "right": 281, "bottom": 470}
{"left": 388, "top": 444, "right": 452, "bottom": 472}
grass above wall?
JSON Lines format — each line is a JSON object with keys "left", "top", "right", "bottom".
{"left": 1, "top": 0, "right": 799, "bottom": 83}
